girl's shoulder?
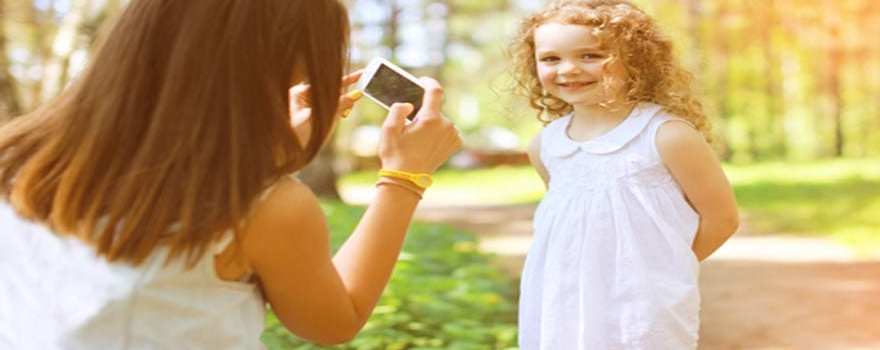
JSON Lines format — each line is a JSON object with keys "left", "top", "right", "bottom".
{"left": 536, "top": 114, "right": 575, "bottom": 159}
{"left": 650, "top": 108, "right": 699, "bottom": 140}
{"left": 545, "top": 113, "right": 572, "bottom": 129}
{"left": 652, "top": 111, "right": 706, "bottom": 162}
{"left": 644, "top": 106, "right": 699, "bottom": 145}
{"left": 650, "top": 108, "right": 696, "bottom": 130}
{"left": 538, "top": 114, "right": 572, "bottom": 141}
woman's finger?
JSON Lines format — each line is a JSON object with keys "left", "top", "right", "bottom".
{"left": 382, "top": 103, "right": 414, "bottom": 137}
{"left": 338, "top": 90, "right": 363, "bottom": 112}
{"left": 415, "top": 77, "right": 443, "bottom": 120}
{"left": 342, "top": 70, "right": 364, "bottom": 87}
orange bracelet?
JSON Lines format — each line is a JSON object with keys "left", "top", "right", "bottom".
{"left": 376, "top": 178, "right": 424, "bottom": 199}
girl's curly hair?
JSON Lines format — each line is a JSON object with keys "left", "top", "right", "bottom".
{"left": 511, "top": 0, "right": 712, "bottom": 142}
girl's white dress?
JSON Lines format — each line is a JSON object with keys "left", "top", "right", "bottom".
{"left": 519, "top": 103, "right": 701, "bottom": 350}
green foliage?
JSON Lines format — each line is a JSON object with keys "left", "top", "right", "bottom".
{"left": 340, "top": 166, "right": 546, "bottom": 205}
{"left": 726, "top": 158, "right": 880, "bottom": 255}
{"left": 6, "top": 0, "right": 880, "bottom": 161}
{"left": 261, "top": 201, "right": 519, "bottom": 349}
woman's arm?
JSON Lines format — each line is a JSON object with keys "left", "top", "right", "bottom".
{"left": 242, "top": 79, "right": 460, "bottom": 345}
{"left": 657, "top": 121, "right": 739, "bottom": 262}
{"left": 240, "top": 178, "right": 420, "bottom": 345}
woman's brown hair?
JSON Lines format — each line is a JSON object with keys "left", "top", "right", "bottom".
{"left": 511, "top": 0, "right": 712, "bottom": 141}
{"left": 0, "top": 0, "right": 349, "bottom": 266}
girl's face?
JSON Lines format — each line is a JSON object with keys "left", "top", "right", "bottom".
{"left": 534, "top": 23, "right": 628, "bottom": 107}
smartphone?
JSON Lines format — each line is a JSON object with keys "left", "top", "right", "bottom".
{"left": 355, "top": 57, "right": 425, "bottom": 120}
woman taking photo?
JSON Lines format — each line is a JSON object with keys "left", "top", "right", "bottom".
{"left": 0, "top": 0, "right": 461, "bottom": 348}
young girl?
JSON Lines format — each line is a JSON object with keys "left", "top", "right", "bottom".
{"left": 0, "top": 0, "right": 460, "bottom": 348}
{"left": 511, "top": 1, "right": 739, "bottom": 348}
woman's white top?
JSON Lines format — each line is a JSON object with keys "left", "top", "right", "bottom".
{"left": 0, "top": 202, "right": 266, "bottom": 349}
{"left": 519, "top": 103, "right": 701, "bottom": 350}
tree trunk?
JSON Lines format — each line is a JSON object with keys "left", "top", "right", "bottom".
{"left": 828, "top": 45, "right": 845, "bottom": 157}
{"left": 21, "top": 0, "right": 52, "bottom": 111}
{"left": 0, "top": 0, "right": 22, "bottom": 120}
{"left": 760, "top": 0, "right": 787, "bottom": 158}
{"left": 298, "top": 145, "right": 341, "bottom": 199}
{"left": 713, "top": 1, "right": 734, "bottom": 161}
{"left": 683, "top": 0, "right": 704, "bottom": 74}
{"left": 432, "top": 0, "right": 450, "bottom": 80}
{"left": 861, "top": 2, "right": 880, "bottom": 156}
{"left": 40, "top": 0, "right": 92, "bottom": 103}
{"left": 825, "top": 13, "right": 845, "bottom": 158}
{"left": 386, "top": 0, "right": 400, "bottom": 61}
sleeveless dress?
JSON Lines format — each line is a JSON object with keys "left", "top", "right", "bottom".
{"left": 518, "top": 103, "right": 701, "bottom": 349}
{"left": 0, "top": 202, "right": 266, "bottom": 349}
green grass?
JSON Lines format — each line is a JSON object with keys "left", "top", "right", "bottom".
{"left": 340, "top": 166, "right": 546, "bottom": 205}
{"left": 262, "top": 201, "right": 519, "bottom": 350}
{"left": 724, "top": 159, "right": 880, "bottom": 254}
{"left": 341, "top": 159, "right": 880, "bottom": 252}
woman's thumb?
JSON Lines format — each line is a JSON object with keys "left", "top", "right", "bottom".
{"left": 382, "top": 103, "right": 413, "bottom": 136}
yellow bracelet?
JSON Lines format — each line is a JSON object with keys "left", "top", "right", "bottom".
{"left": 376, "top": 178, "right": 423, "bottom": 199}
{"left": 378, "top": 169, "right": 433, "bottom": 189}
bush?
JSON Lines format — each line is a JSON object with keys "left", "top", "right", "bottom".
{"left": 261, "top": 201, "right": 519, "bottom": 350}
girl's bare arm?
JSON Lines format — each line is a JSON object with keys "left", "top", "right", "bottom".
{"left": 657, "top": 121, "right": 739, "bottom": 261}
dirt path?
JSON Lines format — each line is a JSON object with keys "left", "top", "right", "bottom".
{"left": 413, "top": 204, "right": 880, "bottom": 350}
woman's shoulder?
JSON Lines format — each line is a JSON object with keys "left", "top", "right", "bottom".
{"left": 248, "top": 175, "right": 320, "bottom": 228}
{"left": 236, "top": 173, "right": 330, "bottom": 275}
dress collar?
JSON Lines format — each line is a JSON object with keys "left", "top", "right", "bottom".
{"left": 544, "top": 102, "right": 662, "bottom": 158}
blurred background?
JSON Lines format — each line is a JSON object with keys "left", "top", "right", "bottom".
{"left": 2, "top": 0, "right": 878, "bottom": 349}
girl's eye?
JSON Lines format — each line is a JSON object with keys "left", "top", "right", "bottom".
{"left": 583, "top": 53, "right": 605, "bottom": 60}
{"left": 539, "top": 56, "right": 559, "bottom": 63}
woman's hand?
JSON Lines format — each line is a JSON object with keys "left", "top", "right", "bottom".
{"left": 378, "top": 78, "right": 462, "bottom": 174}
{"left": 289, "top": 70, "right": 363, "bottom": 147}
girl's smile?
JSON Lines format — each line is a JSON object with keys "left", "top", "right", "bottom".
{"left": 556, "top": 80, "right": 597, "bottom": 90}
{"left": 534, "top": 22, "right": 627, "bottom": 107}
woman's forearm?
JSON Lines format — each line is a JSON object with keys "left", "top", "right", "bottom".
{"left": 332, "top": 184, "right": 420, "bottom": 324}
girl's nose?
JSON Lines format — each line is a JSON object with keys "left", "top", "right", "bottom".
{"left": 557, "top": 61, "right": 582, "bottom": 75}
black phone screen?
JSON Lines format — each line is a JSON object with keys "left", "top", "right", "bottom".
{"left": 364, "top": 64, "right": 424, "bottom": 120}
